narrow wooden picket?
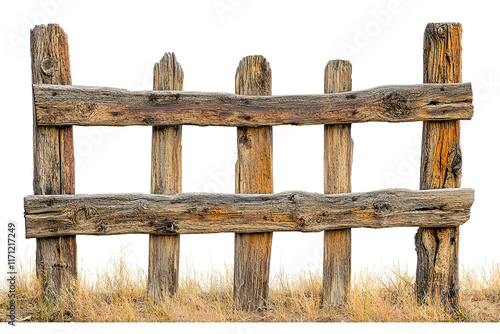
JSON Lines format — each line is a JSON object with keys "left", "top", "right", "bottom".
{"left": 323, "top": 60, "right": 353, "bottom": 306}
{"left": 234, "top": 56, "right": 273, "bottom": 310}
{"left": 148, "top": 53, "right": 184, "bottom": 302}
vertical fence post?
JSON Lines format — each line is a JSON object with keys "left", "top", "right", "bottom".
{"left": 148, "top": 53, "right": 184, "bottom": 302}
{"left": 415, "top": 22, "right": 462, "bottom": 309}
{"left": 234, "top": 56, "right": 273, "bottom": 310}
{"left": 30, "top": 24, "right": 77, "bottom": 303}
{"left": 323, "top": 60, "right": 353, "bottom": 305}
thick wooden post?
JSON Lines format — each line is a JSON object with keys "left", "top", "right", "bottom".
{"left": 148, "top": 53, "right": 183, "bottom": 302}
{"left": 234, "top": 56, "right": 273, "bottom": 310}
{"left": 415, "top": 22, "right": 462, "bottom": 309}
{"left": 30, "top": 24, "right": 76, "bottom": 302}
{"left": 323, "top": 60, "right": 353, "bottom": 305}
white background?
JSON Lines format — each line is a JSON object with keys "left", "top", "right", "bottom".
{"left": 1, "top": 0, "right": 499, "bottom": 332}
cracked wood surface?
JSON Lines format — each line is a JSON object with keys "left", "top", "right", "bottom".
{"left": 416, "top": 22, "right": 464, "bottom": 309}
{"left": 24, "top": 188, "right": 474, "bottom": 238}
{"left": 32, "top": 82, "right": 473, "bottom": 126}
{"left": 233, "top": 55, "right": 273, "bottom": 311}
{"left": 323, "top": 59, "right": 353, "bottom": 306}
{"left": 148, "top": 52, "right": 183, "bottom": 302}
{"left": 31, "top": 23, "right": 77, "bottom": 303}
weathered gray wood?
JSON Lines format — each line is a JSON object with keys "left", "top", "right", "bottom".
{"left": 416, "top": 22, "right": 463, "bottom": 309}
{"left": 234, "top": 55, "right": 273, "bottom": 311}
{"left": 32, "top": 82, "right": 474, "bottom": 126}
{"left": 31, "top": 23, "right": 77, "bottom": 303}
{"left": 323, "top": 60, "right": 353, "bottom": 306}
{"left": 148, "top": 53, "right": 183, "bottom": 302}
{"left": 24, "top": 188, "right": 474, "bottom": 238}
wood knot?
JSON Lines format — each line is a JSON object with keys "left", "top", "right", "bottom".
{"left": 75, "top": 209, "right": 86, "bottom": 224}
{"left": 436, "top": 25, "right": 446, "bottom": 36}
{"left": 450, "top": 148, "right": 462, "bottom": 175}
{"left": 142, "top": 116, "right": 155, "bottom": 125}
{"left": 75, "top": 101, "right": 98, "bottom": 118}
{"left": 139, "top": 201, "right": 149, "bottom": 210}
{"left": 382, "top": 91, "right": 411, "bottom": 117}
{"left": 41, "top": 57, "right": 55, "bottom": 76}
{"left": 73, "top": 207, "right": 97, "bottom": 224}
{"left": 297, "top": 217, "right": 307, "bottom": 229}
{"left": 164, "top": 220, "right": 177, "bottom": 233}
{"left": 95, "top": 223, "right": 107, "bottom": 234}
{"left": 373, "top": 202, "right": 392, "bottom": 213}
{"left": 238, "top": 133, "right": 250, "bottom": 147}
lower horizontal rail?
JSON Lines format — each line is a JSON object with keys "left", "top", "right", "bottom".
{"left": 24, "top": 188, "right": 474, "bottom": 238}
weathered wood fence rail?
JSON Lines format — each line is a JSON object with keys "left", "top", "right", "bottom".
{"left": 25, "top": 22, "right": 474, "bottom": 311}
{"left": 33, "top": 83, "right": 473, "bottom": 126}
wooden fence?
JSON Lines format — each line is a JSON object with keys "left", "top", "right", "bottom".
{"left": 24, "top": 22, "right": 474, "bottom": 311}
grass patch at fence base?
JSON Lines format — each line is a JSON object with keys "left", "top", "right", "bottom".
{"left": 1, "top": 259, "right": 499, "bottom": 322}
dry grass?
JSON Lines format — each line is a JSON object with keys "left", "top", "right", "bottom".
{"left": 1, "top": 258, "right": 499, "bottom": 322}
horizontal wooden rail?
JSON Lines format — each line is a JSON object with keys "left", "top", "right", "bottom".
{"left": 33, "top": 83, "right": 473, "bottom": 127}
{"left": 24, "top": 188, "right": 474, "bottom": 238}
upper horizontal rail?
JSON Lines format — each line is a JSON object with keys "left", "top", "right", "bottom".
{"left": 33, "top": 83, "right": 473, "bottom": 127}
{"left": 24, "top": 188, "right": 474, "bottom": 238}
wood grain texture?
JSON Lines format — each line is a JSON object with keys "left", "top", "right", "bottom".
{"left": 234, "top": 55, "right": 273, "bottom": 311}
{"left": 24, "top": 188, "right": 474, "bottom": 238}
{"left": 416, "top": 22, "right": 462, "bottom": 309}
{"left": 323, "top": 60, "right": 353, "bottom": 306}
{"left": 148, "top": 53, "right": 183, "bottom": 302}
{"left": 33, "top": 82, "right": 473, "bottom": 126}
{"left": 30, "top": 24, "right": 76, "bottom": 303}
